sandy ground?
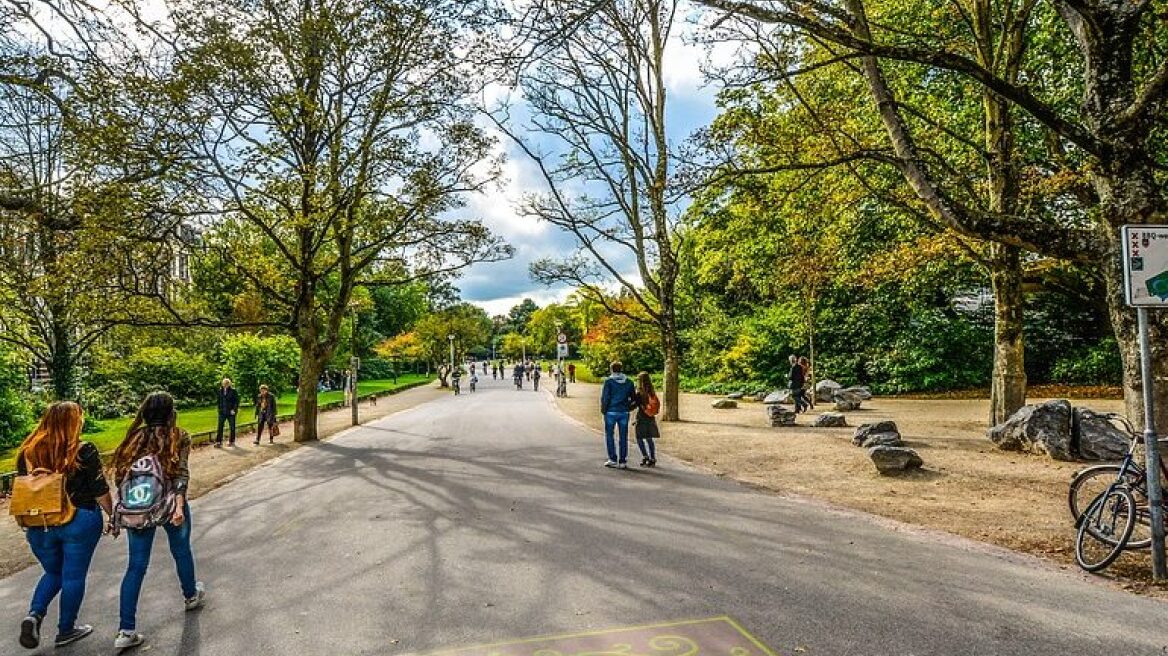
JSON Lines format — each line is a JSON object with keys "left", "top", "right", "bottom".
{"left": 554, "top": 383, "right": 1167, "bottom": 595}
{"left": 0, "top": 382, "right": 446, "bottom": 579}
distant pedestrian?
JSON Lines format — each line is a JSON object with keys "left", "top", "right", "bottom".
{"left": 533, "top": 365, "right": 541, "bottom": 391}
{"left": 492, "top": 364, "right": 498, "bottom": 380}
{"left": 513, "top": 362, "right": 524, "bottom": 390}
{"left": 600, "top": 361, "right": 636, "bottom": 469}
{"left": 633, "top": 372, "right": 661, "bottom": 467}
{"left": 568, "top": 362, "right": 576, "bottom": 383}
{"left": 789, "top": 355, "right": 807, "bottom": 413}
{"left": 14, "top": 402, "right": 113, "bottom": 649}
{"left": 215, "top": 378, "right": 239, "bottom": 447}
{"left": 110, "top": 391, "right": 205, "bottom": 652}
{"left": 253, "top": 385, "right": 278, "bottom": 445}
{"left": 798, "top": 356, "right": 814, "bottom": 409}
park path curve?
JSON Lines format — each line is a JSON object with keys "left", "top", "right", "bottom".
{"left": 0, "top": 374, "right": 1163, "bottom": 656}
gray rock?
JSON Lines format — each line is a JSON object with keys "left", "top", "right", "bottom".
{"left": 811, "top": 412, "right": 848, "bottom": 428}
{"left": 1075, "top": 408, "right": 1129, "bottom": 461}
{"left": 868, "top": 446, "right": 924, "bottom": 474}
{"left": 767, "top": 405, "right": 796, "bottom": 427}
{"left": 839, "top": 386, "right": 873, "bottom": 401}
{"left": 988, "top": 399, "right": 1074, "bottom": 461}
{"left": 763, "top": 389, "right": 792, "bottom": 405}
{"left": 711, "top": 399, "right": 738, "bottom": 409}
{"left": 815, "top": 379, "right": 842, "bottom": 403}
{"left": 727, "top": 391, "right": 745, "bottom": 400}
{"left": 754, "top": 392, "right": 769, "bottom": 402}
{"left": 853, "top": 421, "right": 900, "bottom": 446}
{"left": 862, "top": 432, "right": 904, "bottom": 448}
{"left": 834, "top": 399, "right": 862, "bottom": 412}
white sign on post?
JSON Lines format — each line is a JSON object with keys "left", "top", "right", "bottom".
{"left": 557, "top": 343, "right": 569, "bottom": 358}
{"left": 1123, "top": 225, "right": 1168, "bottom": 306}
{"left": 557, "top": 333, "right": 568, "bottom": 344}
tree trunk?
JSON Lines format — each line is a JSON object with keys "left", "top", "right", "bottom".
{"left": 660, "top": 312, "right": 681, "bottom": 423}
{"left": 48, "top": 307, "right": 78, "bottom": 401}
{"left": 989, "top": 244, "right": 1027, "bottom": 425}
{"left": 294, "top": 354, "right": 324, "bottom": 443}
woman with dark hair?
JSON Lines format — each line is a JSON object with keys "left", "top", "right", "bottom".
{"left": 15, "top": 402, "right": 112, "bottom": 649}
{"left": 110, "top": 392, "right": 204, "bottom": 652}
{"left": 633, "top": 372, "right": 661, "bottom": 467}
{"left": 253, "top": 385, "right": 278, "bottom": 445}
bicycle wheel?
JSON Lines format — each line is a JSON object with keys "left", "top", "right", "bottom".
{"left": 1068, "top": 465, "right": 1139, "bottom": 521}
{"left": 1075, "top": 487, "right": 1137, "bottom": 572}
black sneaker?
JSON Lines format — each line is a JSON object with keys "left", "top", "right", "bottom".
{"left": 19, "top": 614, "right": 41, "bottom": 649}
{"left": 54, "top": 624, "right": 93, "bottom": 647}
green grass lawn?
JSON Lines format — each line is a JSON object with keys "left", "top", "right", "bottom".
{"left": 1, "top": 374, "right": 432, "bottom": 472}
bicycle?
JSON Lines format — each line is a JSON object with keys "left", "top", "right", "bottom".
{"left": 1067, "top": 413, "right": 1168, "bottom": 571}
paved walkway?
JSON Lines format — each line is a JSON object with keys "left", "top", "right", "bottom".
{"left": 0, "top": 375, "right": 1163, "bottom": 655}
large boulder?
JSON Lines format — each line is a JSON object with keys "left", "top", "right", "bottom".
{"left": 1075, "top": 408, "right": 1130, "bottom": 461}
{"left": 711, "top": 399, "right": 738, "bottom": 409}
{"left": 834, "top": 398, "right": 862, "bottom": 412}
{"left": 868, "top": 446, "right": 924, "bottom": 474}
{"left": 864, "top": 432, "right": 903, "bottom": 447}
{"left": 853, "top": 421, "right": 900, "bottom": 446}
{"left": 812, "top": 412, "right": 848, "bottom": 428}
{"left": 839, "top": 386, "right": 873, "bottom": 401}
{"left": 988, "top": 400, "right": 1075, "bottom": 461}
{"left": 767, "top": 405, "right": 797, "bottom": 427}
{"left": 763, "top": 389, "right": 792, "bottom": 405}
{"left": 815, "top": 379, "right": 842, "bottom": 403}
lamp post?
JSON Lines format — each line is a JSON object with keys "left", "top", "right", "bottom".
{"left": 350, "top": 304, "right": 359, "bottom": 427}
{"left": 448, "top": 334, "right": 455, "bottom": 382}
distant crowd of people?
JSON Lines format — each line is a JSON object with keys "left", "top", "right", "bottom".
{"left": 449, "top": 360, "right": 577, "bottom": 397}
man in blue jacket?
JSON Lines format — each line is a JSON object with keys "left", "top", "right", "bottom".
{"left": 600, "top": 361, "right": 636, "bottom": 469}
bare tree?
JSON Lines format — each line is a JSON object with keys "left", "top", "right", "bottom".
{"left": 494, "top": 0, "right": 687, "bottom": 421}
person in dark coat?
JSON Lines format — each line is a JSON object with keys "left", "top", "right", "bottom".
{"left": 788, "top": 355, "right": 807, "bottom": 413}
{"left": 253, "top": 385, "right": 278, "bottom": 445}
{"left": 632, "top": 371, "right": 661, "bottom": 467}
{"left": 215, "top": 378, "right": 240, "bottom": 447}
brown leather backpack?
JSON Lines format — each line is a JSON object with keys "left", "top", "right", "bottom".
{"left": 10, "top": 468, "right": 76, "bottom": 529}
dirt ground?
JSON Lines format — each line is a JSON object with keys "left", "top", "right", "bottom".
{"left": 0, "top": 382, "right": 446, "bottom": 579}
{"left": 554, "top": 384, "right": 1168, "bottom": 596}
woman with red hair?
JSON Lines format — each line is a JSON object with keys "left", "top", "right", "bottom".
{"left": 15, "top": 402, "right": 112, "bottom": 649}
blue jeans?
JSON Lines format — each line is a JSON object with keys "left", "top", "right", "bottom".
{"left": 604, "top": 411, "right": 630, "bottom": 463}
{"left": 26, "top": 506, "right": 104, "bottom": 633}
{"left": 119, "top": 503, "right": 198, "bottom": 631}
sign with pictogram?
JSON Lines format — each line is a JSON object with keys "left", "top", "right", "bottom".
{"left": 1123, "top": 225, "right": 1168, "bottom": 306}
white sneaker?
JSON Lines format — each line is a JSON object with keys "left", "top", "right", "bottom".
{"left": 115, "top": 630, "right": 144, "bottom": 651}
{"left": 184, "top": 582, "right": 206, "bottom": 611}
{"left": 604, "top": 460, "right": 618, "bottom": 468}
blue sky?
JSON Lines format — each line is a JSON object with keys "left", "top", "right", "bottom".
{"left": 458, "top": 30, "right": 728, "bottom": 318}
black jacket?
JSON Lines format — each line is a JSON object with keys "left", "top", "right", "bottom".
{"left": 17, "top": 441, "right": 110, "bottom": 510}
{"left": 788, "top": 364, "right": 806, "bottom": 389}
{"left": 218, "top": 387, "right": 240, "bottom": 415}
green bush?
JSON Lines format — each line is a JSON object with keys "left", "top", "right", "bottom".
{"left": 84, "top": 380, "right": 142, "bottom": 420}
{"left": 221, "top": 333, "right": 300, "bottom": 400}
{"left": 357, "top": 357, "right": 397, "bottom": 380}
{"left": 1050, "top": 338, "right": 1123, "bottom": 386}
{"left": 865, "top": 310, "right": 992, "bottom": 393}
{"left": 116, "top": 347, "right": 220, "bottom": 408}
{"left": 0, "top": 348, "right": 34, "bottom": 449}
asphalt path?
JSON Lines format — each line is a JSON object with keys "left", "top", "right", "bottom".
{"left": 1, "top": 374, "right": 1165, "bottom": 656}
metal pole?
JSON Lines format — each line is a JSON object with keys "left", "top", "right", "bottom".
{"left": 1138, "top": 307, "right": 1167, "bottom": 580}
{"left": 351, "top": 307, "right": 358, "bottom": 427}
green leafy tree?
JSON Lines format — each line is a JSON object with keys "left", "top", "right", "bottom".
{"left": 173, "top": 0, "right": 511, "bottom": 440}
{"left": 413, "top": 304, "right": 492, "bottom": 385}
{"left": 221, "top": 334, "right": 301, "bottom": 401}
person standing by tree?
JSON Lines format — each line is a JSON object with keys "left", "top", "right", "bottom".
{"left": 798, "top": 356, "right": 814, "bottom": 410}
{"left": 214, "top": 379, "right": 239, "bottom": 447}
{"left": 600, "top": 361, "right": 636, "bottom": 469}
{"left": 253, "top": 385, "right": 278, "bottom": 446}
{"left": 633, "top": 372, "right": 661, "bottom": 467}
{"left": 788, "top": 355, "right": 807, "bottom": 414}
{"left": 15, "top": 402, "right": 113, "bottom": 649}
{"left": 110, "top": 392, "right": 205, "bottom": 651}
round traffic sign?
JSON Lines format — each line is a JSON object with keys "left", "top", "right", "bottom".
{"left": 557, "top": 333, "right": 568, "bottom": 344}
